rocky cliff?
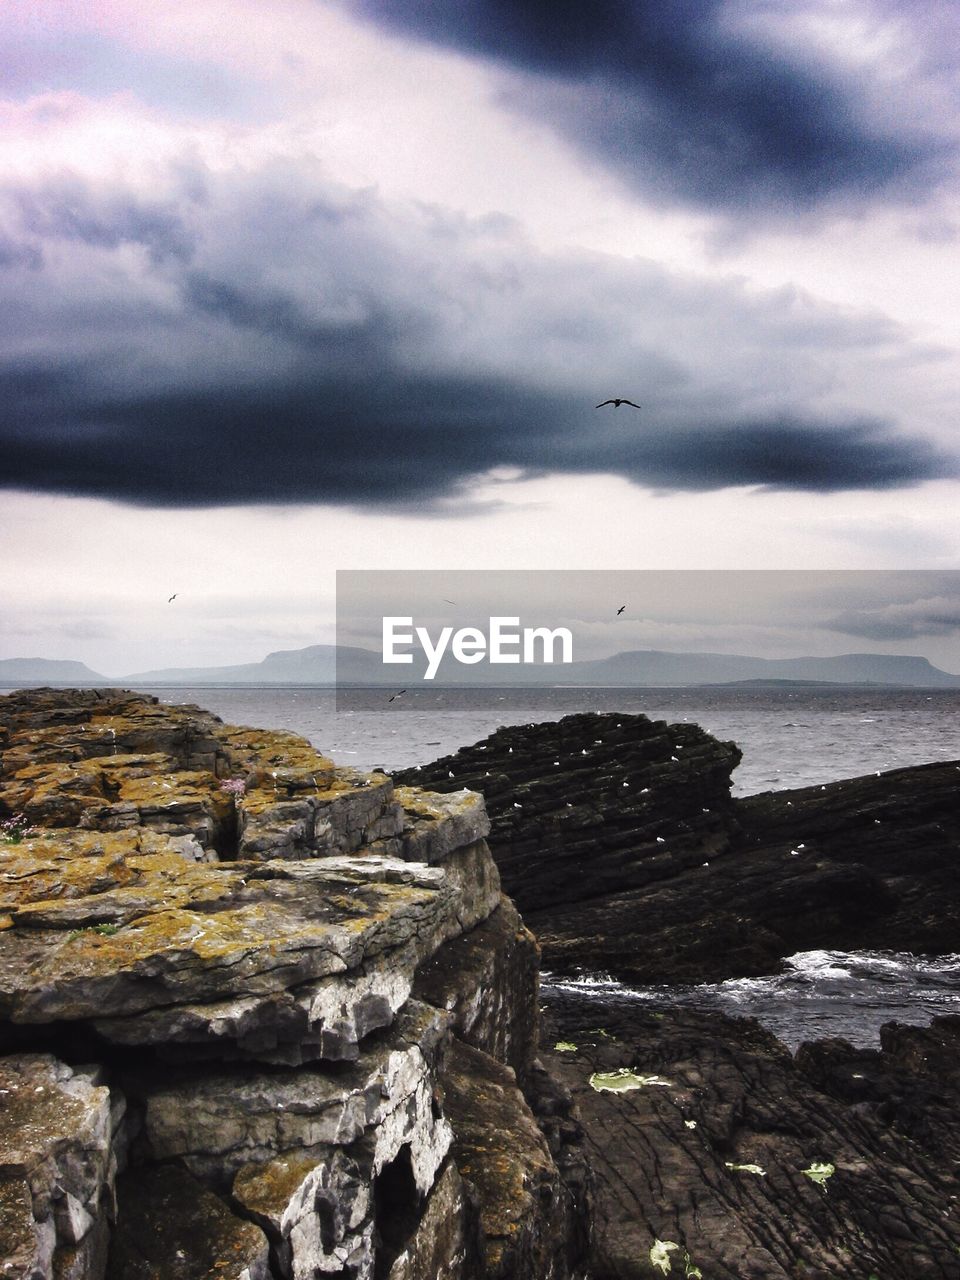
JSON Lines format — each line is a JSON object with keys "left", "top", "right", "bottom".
{"left": 0, "top": 689, "right": 589, "bottom": 1280}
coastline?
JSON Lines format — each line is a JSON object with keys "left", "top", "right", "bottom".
{"left": 2, "top": 688, "right": 959, "bottom": 1279}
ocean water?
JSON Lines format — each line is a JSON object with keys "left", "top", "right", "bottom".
{"left": 543, "top": 950, "right": 960, "bottom": 1050}
{"left": 120, "top": 683, "right": 960, "bottom": 796}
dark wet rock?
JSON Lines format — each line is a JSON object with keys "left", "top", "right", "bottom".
{"left": 402, "top": 711, "right": 960, "bottom": 1274}
{"left": 106, "top": 1163, "right": 271, "bottom": 1280}
{"left": 541, "top": 993, "right": 960, "bottom": 1279}
{"left": 796, "top": 1015, "right": 960, "bottom": 1176}
{"left": 441, "top": 1038, "right": 587, "bottom": 1280}
{"left": 731, "top": 762, "right": 960, "bottom": 961}
{"left": 401, "top": 714, "right": 960, "bottom": 983}
{"left": 397, "top": 712, "right": 742, "bottom": 918}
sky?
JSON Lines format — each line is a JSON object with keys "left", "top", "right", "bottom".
{"left": 1, "top": 0, "right": 960, "bottom": 675}
{"left": 338, "top": 570, "right": 960, "bottom": 671}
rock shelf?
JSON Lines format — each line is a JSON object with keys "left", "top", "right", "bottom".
{"left": 406, "top": 709, "right": 960, "bottom": 1277}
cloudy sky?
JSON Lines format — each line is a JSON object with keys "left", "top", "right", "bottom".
{"left": 2, "top": 0, "right": 960, "bottom": 675}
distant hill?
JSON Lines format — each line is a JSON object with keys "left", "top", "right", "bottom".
{"left": 123, "top": 645, "right": 385, "bottom": 685}
{"left": 116, "top": 644, "right": 960, "bottom": 688}
{"left": 0, "top": 657, "right": 108, "bottom": 685}
{"left": 558, "top": 649, "right": 960, "bottom": 688}
{"left": 5, "top": 644, "right": 959, "bottom": 690}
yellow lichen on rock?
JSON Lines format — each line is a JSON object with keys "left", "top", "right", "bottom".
{"left": 0, "top": 689, "right": 578, "bottom": 1280}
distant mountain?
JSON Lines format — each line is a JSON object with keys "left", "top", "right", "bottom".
{"left": 116, "top": 644, "right": 960, "bottom": 688}
{"left": 123, "top": 644, "right": 385, "bottom": 685}
{"left": 0, "top": 657, "right": 108, "bottom": 684}
{"left": 5, "top": 644, "right": 959, "bottom": 690}
{"left": 558, "top": 649, "right": 960, "bottom": 688}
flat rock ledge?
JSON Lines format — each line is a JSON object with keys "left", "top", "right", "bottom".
{"left": 0, "top": 689, "right": 590, "bottom": 1280}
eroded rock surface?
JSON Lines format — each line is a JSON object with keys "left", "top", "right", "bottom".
{"left": 441, "top": 1038, "right": 583, "bottom": 1280}
{"left": 405, "top": 710, "right": 960, "bottom": 1275}
{"left": 541, "top": 994, "right": 960, "bottom": 1280}
{"left": 0, "top": 1054, "right": 121, "bottom": 1280}
{"left": 400, "top": 712, "right": 960, "bottom": 982}
{"left": 412, "top": 895, "right": 540, "bottom": 1081}
{"left": 399, "top": 712, "right": 741, "bottom": 914}
{"left": 0, "top": 689, "right": 588, "bottom": 1280}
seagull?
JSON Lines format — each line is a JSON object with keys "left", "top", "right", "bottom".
{"left": 617, "top": 605, "right": 626, "bottom": 615}
{"left": 596, "top": 398, "right": 641, "bottom": 409}
{"left": 388, "top": 689, "right": 407, "bottom": 702}
{"left": 167, "top": 593, "right": 178, "bottom": 603}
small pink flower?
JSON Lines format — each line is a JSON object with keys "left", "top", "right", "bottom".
{"left": 1, "top": 814, "right": 35, "bottom": 844}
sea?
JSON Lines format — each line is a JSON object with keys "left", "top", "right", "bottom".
{"left": 116, "top": 682, "right": 960, "bottom": 796}
{"left": 4, "top": 681, "right": 960, "bottom": 1047}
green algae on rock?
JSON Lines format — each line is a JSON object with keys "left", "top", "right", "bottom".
{"left": 588, "top": 1068, "right": 672, "bottom": 1093}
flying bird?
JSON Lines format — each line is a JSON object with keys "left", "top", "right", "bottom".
{"left": 388, "top": 689, "right": 407, "bottom": 702}
{"left": 596, "top": 398, "right": 641, "bottom": 409}
{"left": 617, "top": 605, "right": 626, "bottom": 615}
{"left": 167, "top": 593, "right": 178, "bottom": 603}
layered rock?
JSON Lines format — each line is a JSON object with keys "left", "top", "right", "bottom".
{"left": 406, "top": 710, "right": 960, "bottom": 1276}
{"left": 0, "top": 689, "right": 589, "bottom": 1280}
{"left": 10, "top": 693, "right": 958, "bottom": 1279}
{"left": 0, "top": 1055, "right": 122, "bottom": 1280}
{"left": 399, "top": 713, "right": 741, "bottom": 914}
{"left": 541, "top": 993, "right": 960, "bottom": 1280}
{"left": 399, "top": 712, "right": 960, "bottom": 982}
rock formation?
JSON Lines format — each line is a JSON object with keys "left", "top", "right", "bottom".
{"left": 0, "top": 689, "right": 589, "bottom": 1280}
{"left": 402, "top": 709, "right": 960, "bottom": 1277}
{"left": 398, "top": 712, "right": 960, "bottom": 982}
{"left": 539, "top": 994, "right": 960, "bottom": 1280}
{"left": 6, "top": 694, "right": 959, "bottom": 1280}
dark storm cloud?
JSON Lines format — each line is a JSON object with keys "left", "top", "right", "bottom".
{"left": 0, "top": 371, "right": 556, "bottom": 506}
{"left": 348, "top": 0, "right": 953, "bottom": 215}
{"left": 16, "top": 179, "right": 195, "bottom": 265}
{"left": 0, "top": 161, "right": 954, "bottom": 508}
{"left": 824, "top": 596, "right": 960, "bottom": 640}
{"left": 0, "top": 365, "right": 949, "bottom": 507}
{"left": 601, "top": 419, "right": 951, "bottom": 492}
